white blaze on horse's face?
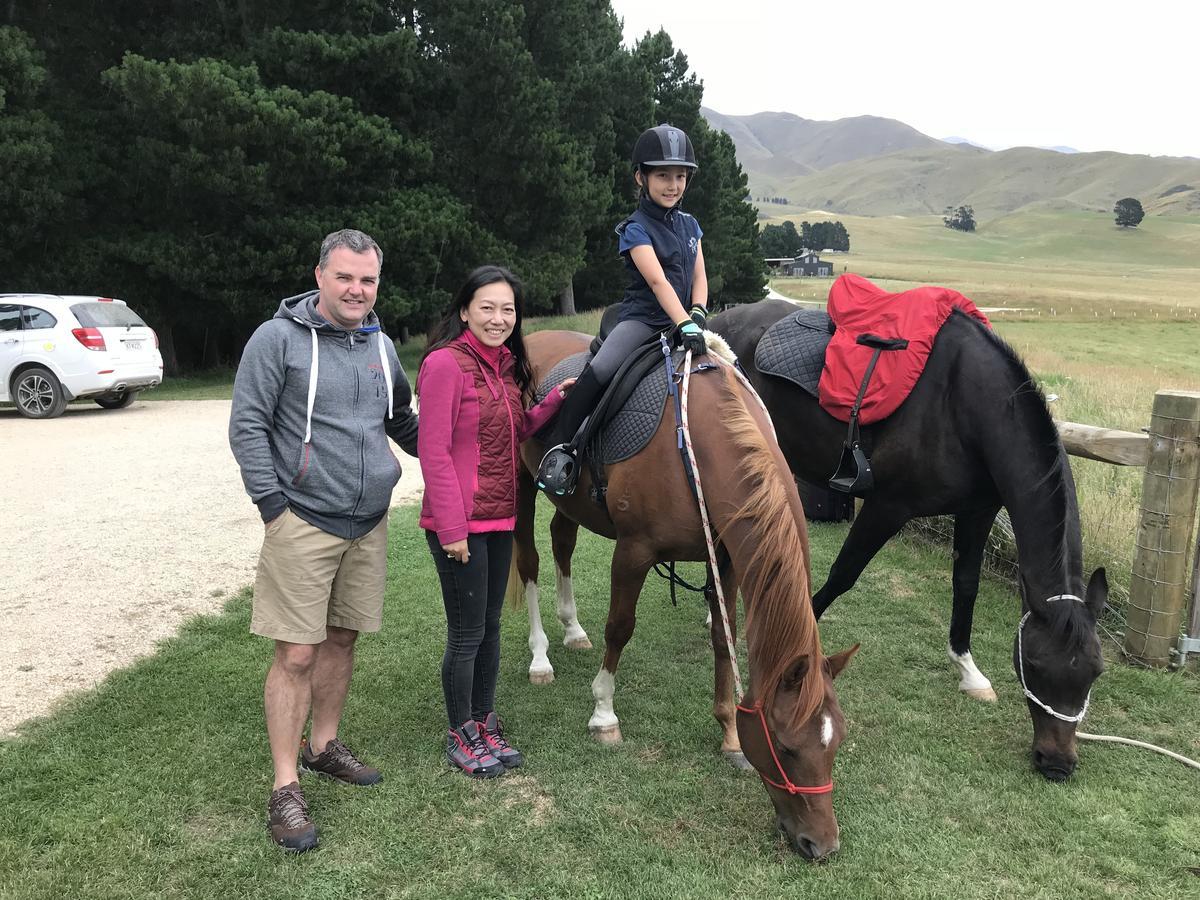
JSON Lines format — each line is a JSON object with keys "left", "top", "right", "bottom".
{"left": 820, "top": 713, "right": 833, "bottom": 749}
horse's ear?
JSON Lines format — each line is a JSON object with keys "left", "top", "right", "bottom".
{"left": 1085, "top": 568, "right": 1108, "bottom": 616}
{"left": 824, "top": 644, "right": 860, "bottom": 680}
{"left": 782, "top": 654, "right": 811, "bottom": 689}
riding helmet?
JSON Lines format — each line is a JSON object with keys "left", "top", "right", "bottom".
{"left": 631, "top": 124, "right": 698, "bottom": 171}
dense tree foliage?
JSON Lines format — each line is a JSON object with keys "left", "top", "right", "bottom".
{"left": 1113, "top": 197, "right": 1145, "bottom": 228}
{"left": 759, "top": 219, "right": 850, "bottom": 256}
{"left": 760, "top": 221, "right": 805, "bottom": 257}
{"left": 943, "top": 205, "right": 977, "bottom": 232}
{"left": 0, "top": 27, "right": 66, "bottom": 274}
{"left": 0, "top": 4, "right": 764, "bottom": 371}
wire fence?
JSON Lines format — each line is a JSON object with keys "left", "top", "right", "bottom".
{"left": 904, "top": 506, "right": 1134, "bottom": 653}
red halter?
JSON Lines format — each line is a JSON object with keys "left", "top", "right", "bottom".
{"left": 736, "top": 702, "right": 834, "bottom": 796}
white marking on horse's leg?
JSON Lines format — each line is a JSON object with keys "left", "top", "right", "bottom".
{"left": 820, "top": 713, "right": 833, "bottom": 748}
{"left": 555, "top": 567, "right": 591, "bottom": 649}
{"left": 588, "top": 669, "right": 621, "bottom": 741}
{"left": 948, "top": 645, "right": 997, "bottom": 701}
{"left": 526, "top": 581, "right": 554, "bottom": 685}
{"left": 704, "top": 609, "right": 713, "bottom": 629}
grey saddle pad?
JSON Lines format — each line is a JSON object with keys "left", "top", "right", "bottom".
{"left": 754, "top": 308, "right": 834, "bottom": 398}
{"left": 534, "top": 349, "right": 677, "bottom": 465}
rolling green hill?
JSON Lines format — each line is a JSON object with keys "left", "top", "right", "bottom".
{"left": 703, "top": 109, "right": 1200, "bottom": 218}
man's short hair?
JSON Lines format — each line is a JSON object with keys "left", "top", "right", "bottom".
{"left": 318, "top": 229, "right": 383, "bottom": 271}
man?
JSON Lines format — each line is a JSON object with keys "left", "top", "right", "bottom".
{"left": 229, "top": 229, "right": 419, "bottom": 852}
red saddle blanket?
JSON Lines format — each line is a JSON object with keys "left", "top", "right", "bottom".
{"left": 817, "top": 274, "right": 991, "bottom": 424}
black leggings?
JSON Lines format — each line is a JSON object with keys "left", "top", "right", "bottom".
{"left": 425, "top": 530, "right": 513, "bottom": 728}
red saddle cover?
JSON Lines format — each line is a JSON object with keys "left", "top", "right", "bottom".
{"left": 817, "top": 274, "right": 990, "bottom": 424}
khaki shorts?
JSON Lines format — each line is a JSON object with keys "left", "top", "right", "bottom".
{"left": 251, "top": 508, "right": 388, "bottom": 644}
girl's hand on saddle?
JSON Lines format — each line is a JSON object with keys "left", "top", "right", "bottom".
{"left": 442, "top": 540, "right": 470, "bottom": 564}
{"left": 556, "top": 378, "right": 577, "bottom": 398}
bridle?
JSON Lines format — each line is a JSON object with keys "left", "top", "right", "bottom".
{"left": 735, "top": 702, "right": 834, "bottom": 796}
{"left": 1016, "top": 593, "right": 1091, "bottom": 724}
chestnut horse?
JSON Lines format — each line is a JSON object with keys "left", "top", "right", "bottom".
{"left": 708, "top": 298, "right": 1106, "bottom": 781}
{"left": 512, "top": 330, "right": 857, "bottom": 858}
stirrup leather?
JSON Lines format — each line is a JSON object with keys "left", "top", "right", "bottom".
{"left": 536, "top": 444, "right": 579, "bottom": 496}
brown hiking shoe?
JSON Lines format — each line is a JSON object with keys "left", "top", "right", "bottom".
{"left": 267, "top": 781, "right": 318, "bottom": 853}
{"left": 299, "top": 737, "right": 383, "bottom": 786}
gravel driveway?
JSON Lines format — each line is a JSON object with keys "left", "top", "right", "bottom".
{"left": 0, "top": 399, "right": 424, "bottom": 737}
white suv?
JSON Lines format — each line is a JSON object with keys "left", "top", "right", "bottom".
{"left": 1, "top": 294, "right": 164, "bottom": 419}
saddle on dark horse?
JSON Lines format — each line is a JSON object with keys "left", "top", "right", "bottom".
{"left": 755, "top": 274, "right": 990, "bottom": 495}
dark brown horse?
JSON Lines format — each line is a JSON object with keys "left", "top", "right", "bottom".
{"left": 708, "top": 298, "right": 1106, "bottom": 781}
{"left": 512, "top": 329, "right": 858, "bottom": 858}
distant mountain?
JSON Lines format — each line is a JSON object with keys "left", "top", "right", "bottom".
{"left": 701, "top": 108, "right": 942, "bottom": 178}
{"left": 941, "top": 136, "right": 992, "bottom": 150}
{"left": 703, "top": 108, "right": 1200, "bottom": 217}
{"left": 1043, "top": 145, "right": 1080, "bottom": 154}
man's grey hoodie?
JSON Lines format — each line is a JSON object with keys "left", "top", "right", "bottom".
{"left": 229, "top": 291, "right": 419, "bottom": 539}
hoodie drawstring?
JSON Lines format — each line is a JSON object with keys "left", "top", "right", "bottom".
{"left": 304, "top": 329, "right": 319, "bottom": 444}
{"left": 378, "top": 334, "right": 394, "bottom": 420}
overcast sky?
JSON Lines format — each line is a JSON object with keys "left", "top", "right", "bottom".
{"left": 608, "top": 0, "right": 1196, "bottom": 158}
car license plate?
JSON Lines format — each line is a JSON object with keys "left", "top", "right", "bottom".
{"left": 124, "top": 340, "right": 143, "bottom": 351}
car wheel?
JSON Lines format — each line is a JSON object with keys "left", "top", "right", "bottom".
{"left": 95, "top": 390, "right": 140, "bottom": 410}
{"left": 14, "top": 366, "right": 68, "bottom": 419}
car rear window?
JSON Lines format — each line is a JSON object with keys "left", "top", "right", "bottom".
{"left": 70, "top": 302, "right": 147, "bottom": 328}
{"left": 21, "top": 306, "right": 58, "bottom": 329}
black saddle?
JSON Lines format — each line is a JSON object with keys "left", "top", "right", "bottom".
{"left": 534, "top": 339, "right": 682, "bottom": 469}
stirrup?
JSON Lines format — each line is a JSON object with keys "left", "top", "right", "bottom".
{"left": 536, "top": 444, "right": 579, "bottom": 496}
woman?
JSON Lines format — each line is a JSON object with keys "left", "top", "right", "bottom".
{"left": 417, "top": 265, "right": 573, "bottom": 778}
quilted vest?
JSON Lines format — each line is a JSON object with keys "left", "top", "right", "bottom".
{"left": 615, "top": 194, "right": 701, "bottom": 328}
{"left": 445, "top": 341, "right": 521, "bottom": 520}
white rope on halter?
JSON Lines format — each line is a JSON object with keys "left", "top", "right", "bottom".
{"left": 680, "top": 348, "right": 744, "bottom": 702}
{"left": 1016, "top": 593, "right": 1091, "bottom": 723}
{"left": 1022, "top": 596, "right": 1200, "bottom": 771}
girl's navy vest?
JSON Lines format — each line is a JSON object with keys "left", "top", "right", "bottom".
{"left": 615, "top": 195, "right": 702, "bottom": 328}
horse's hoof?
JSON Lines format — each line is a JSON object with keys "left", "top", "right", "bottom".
{"left": 529, "top": 668, "right": 555, "bottom": 685}
{"left": 589, "top": 724, "right": 623, "bottom": 744}
{"left": 723, "top": 750, "right": 754, "bottom": 771}
{"left": 963, "top": 686, "right": 998, "bottom": 702}
{"left": 565, "top": 636, "right": 593, "bottom": 650}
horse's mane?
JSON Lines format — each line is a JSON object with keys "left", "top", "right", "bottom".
{"left": 956, "top": 310, "right": 1079, "bottom": 587}
{"left": 709, "top": 369, "right": 824, "bottom": 722}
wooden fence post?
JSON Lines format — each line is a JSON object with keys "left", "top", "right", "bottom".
{"left": 1124, "top": 390, "right": 1200, "bottom": 666}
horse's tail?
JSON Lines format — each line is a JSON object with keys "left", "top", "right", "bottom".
{"left": 505, "top": 555, "right": 526, "bottom": 610}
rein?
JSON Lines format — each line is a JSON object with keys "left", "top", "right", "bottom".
{"left": 1016, "top": 593, "right": 1091, "bottom": 723}
{"left": 676, "top": 344, "right": 744, "bottom": 700}
{"left": 735, "top": 702, "right": 834, "bottom": 795}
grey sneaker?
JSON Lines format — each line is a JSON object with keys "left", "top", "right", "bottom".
{"left": 267, "top": 781, "right": 318, "bottom": 852}
{"left": 299, "top": 737, "right": 383, "bottom": 786}
{"left": 446, "top": 721, "right": 505, "bottom": 778}
{"left": 477, "top": 712, "right": 524, "bottom": 769}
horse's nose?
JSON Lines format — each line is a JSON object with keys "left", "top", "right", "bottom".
{"left": 779, "top": 819, "right": 839, "bottom": 860}
{"left": 1033, "top": 747, "right": 1077, "bottom": 782}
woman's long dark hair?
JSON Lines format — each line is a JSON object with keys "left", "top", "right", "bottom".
{"left": 421, "top": 265, "right": 535, "bottom": 403}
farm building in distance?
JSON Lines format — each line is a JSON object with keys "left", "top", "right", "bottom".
{"left": 764, "top": 250, "right": 833, "bottom": 277}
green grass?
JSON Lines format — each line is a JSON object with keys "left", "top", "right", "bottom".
{"left": 2, "top": 504, "right": 1197, "bottom": 899}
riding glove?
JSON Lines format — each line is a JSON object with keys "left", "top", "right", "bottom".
{"left": 675, "top": 321, "right": 707, "bottom": 356}
{"left": 688, "top": 304, "right": 709, "bottom": 329}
